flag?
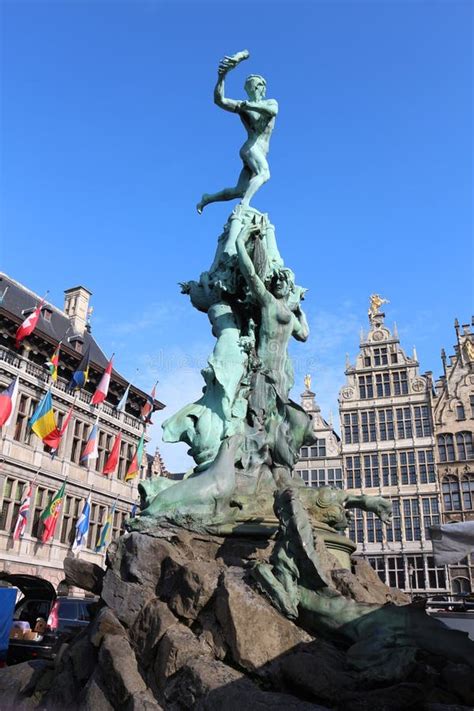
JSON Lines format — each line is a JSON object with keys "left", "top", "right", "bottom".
{"left": 40, "top": 481, "right": 66, "bottom": 543}
{"left": 48, "top": 404, "right": 74, "bottom": 456}
{"left": 46, "top": 343, "right": 60, "bottom": 382}
{"left": 80, "top": 422, "right": 99, "bottom": 463}
{"left": 95, "top": 502, "right": 116, "bottom": 552}
{"left": 67, "top": 345, "right": 91, "bottom": 391}
{"left": 115, "top": 383, "right": 130, "bottom": 413}
{"left": 72, "top": 494, "right": 91, "bottom": 553}
{"left": 91, "top": 356, "right": 113, "bottom": 405}
{"left": 0, "top": 376, "right": 19, "bottom": 427}
{"left": 103, "top": 432, "right": 122, "bottom": 475}
{"left": 125, "top": 433, "right": 145, "bottom": 482}
{"left": 429, "top": 521, "right": 474, "bottom": 566}
{"left": 29, "top": 391, "right": 61, "bottom": 447}
{"left": 15, "top": 299, "right": 45, "bottom": 349}
{"left": 13, "top": 482, "right": 32, "bottom": 541}
{"left": 141, "top": 382, "right": 157, "bottom": 423}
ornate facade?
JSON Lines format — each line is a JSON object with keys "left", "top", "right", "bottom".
{"left": 338, "top": 299, "right": 447, "bottom": 596}
{"left": 295, "top": 379, "right": 343, "bottom": 489}
{"left": 0, "top": 272, "right": 165, "bottom": 589}
{"left": 432, "top": 318, "right": 474, "bottom": 594}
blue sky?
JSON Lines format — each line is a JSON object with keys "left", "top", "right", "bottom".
{"left": 1, "top": 0, "right": 472, "bottom": 471}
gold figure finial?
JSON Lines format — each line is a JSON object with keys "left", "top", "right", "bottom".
{"left": 304, "top": 373, "right": 312, "bottom": 391}
{"left": 368, "top": 294, "right": 389, "bottom": 319}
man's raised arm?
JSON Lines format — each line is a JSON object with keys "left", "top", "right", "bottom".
{"left": 214, "top": 74, "right": 242, "bottom": 113}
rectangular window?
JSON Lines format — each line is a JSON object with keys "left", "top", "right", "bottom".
{"left": 387, "top": 556, "right": 405, "bottom": 589}
{"left": 403, "top": 499, "right": 421, "bottom": 541}
{"left": 343, "top": 413, "right": 359, "bottom": 444}
{"left": 361, "top": 411, "right": 376, "bottom": 442}
{"left": 14, "top": 395, "right": 38, "bottom": 445}
{"left": 418, "top": 450, "right": 435, "bottom": 484}
{"left": 386, "top": 500, "right": 401, "bottom": 542}
{"left": 326, "top": 468, "right": 343, "bottom": 489}
{"left": 60, "top": 496, "right": 81, "bottom": 545}
{"left": 400, "top": 450, "right": 417, "bottom": 485}
{"left": 413, "top": 405, "right": 431, "bottom": 437}
{"left": 366, "top": 512, "right": 383, "bottom": 543}
{"left": 349, "top": 508, "right": 364, "bottom": 544}
{"left": 364, "top": 356, "right": 371, "bottom": 367}
{"left": 392, "top": 370, "right": 408, "bottom": 396}
{"left": 0, "top": 477, "right": 23, "bottom": 532}
{"left": 456, "top": 403, "right": 466, "bottom": 421}
{"left": 378, "top": 408, "right": 394, "bottom": 440}
{"left": 373, "top": 347, "right": 388, "bottom": 366}
{"left": 396, "top": 407, "right": 413, "bottom": 439}
{"left": 381, "top": 452, "right": 397, "bottom": 486}
{"left": 426, "top": 555, "right": 446, "bottom": 590}
{"left": 346, "top": 456, "right": 361, "bottom": 488}
{"left": 438, "top": 434, "right": 455, "bottom": 463}
{"left": 358, "top": 374, "right": 374, "bottom": 399}
{"left": 422, "top": 497, "right": 440, "bottom": 538}
{"left": 406, "top": 555, "right": 425, "bottom": 590}
{"left": 316, "top": 439, "right": 326, "bottom": 457}
{"left": 367, "top": 556, "right": 386, "bottom": 583}
{"left": 470, "top": 395, "right": 474, "bottom": 418}
{"left": 363, "top": 454, "right": 379, "bottom": 487}
{"left": 375, "top": 372, "right": 391, "bottom": 397}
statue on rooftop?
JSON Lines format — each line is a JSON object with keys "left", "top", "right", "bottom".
{"left": 197, "top": 50, "right": 278, "bottom": 214}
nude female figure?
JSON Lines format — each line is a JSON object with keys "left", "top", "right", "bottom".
{"left": 197, "top": 51, "right": 278, "bottom": 214}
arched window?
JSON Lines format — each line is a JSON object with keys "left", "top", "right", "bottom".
{"left": 456, "top": 432, "right": 473, "bottom": 461}
{"left": 438, "top": 434, "right": 455, "bottom": 462}
{"left": 442, "top": 475, "right": 461, "bottom": 511}
{"left": 461, "top": 473, "right": 474, "bottom": 511}
{"left": 451, "top": 577, "right": 471, "bottom": 595}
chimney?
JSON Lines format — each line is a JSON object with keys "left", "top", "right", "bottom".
{"left": 64, "top": 286, "right": 92, "bottom": 334}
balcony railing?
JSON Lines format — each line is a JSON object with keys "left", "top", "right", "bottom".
{"left": 0, "top": 345, "right": 142, "bottom": 432}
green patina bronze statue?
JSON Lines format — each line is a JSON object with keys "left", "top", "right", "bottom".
{"left": 197, "top": 50, "right": 278, "bottom": 214}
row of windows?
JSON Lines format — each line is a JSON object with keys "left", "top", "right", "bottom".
{"left": 295, "top": 468, "right": 343, "bottom": 489}
{"left": 442, "top": 474, "right": 474, "bottom": 512}
{"left": 343, "top": 405, "right": 432, "bottom": 444}
{"left": 350, "top": 496, "right": 440, "bottom": 545}
{"left": 0, "top": 477, "right": 127, "bottom": 548}
{"left": 358, "top": 369, "right": 409, "bottom": 399}
{"left": 12, "top": 393, "right": 144, "bottom": 481}
{"left": 299, "top": 439, "right": 327, "bottom": 459}
{"left": 367, "top": 554, "right": 446, "bottom": 591}
{"left": 345, "top": 449, "right": 436, "bottom": 488}
{"left": 437, "top": 432, "right": 473, "bottom": 463}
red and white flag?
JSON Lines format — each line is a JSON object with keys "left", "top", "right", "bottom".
{"left": 13, "top": 482, "right": 32, "bottom": 541}
{"left": 92, "top": 356, "right": 114, "bottom": 406}
{"left": 15, "top": 299, "right": 45, "bottom": 349}
{"left": 103, "top": 432, "right": 122, "bottom": 475}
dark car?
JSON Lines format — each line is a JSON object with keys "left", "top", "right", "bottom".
{"left": 0, "top": 573, "right": 98, "bottom": 665}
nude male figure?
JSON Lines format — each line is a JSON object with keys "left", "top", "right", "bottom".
{"left": 197, "top": 51, "right": 278, "bottom": 214}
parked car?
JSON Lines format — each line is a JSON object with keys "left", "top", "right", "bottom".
{"left": 0, "top": 573, "right": 98, "bottom": 665}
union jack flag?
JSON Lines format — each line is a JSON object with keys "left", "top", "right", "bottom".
{"left": 13, "top": 482, "right": 32, "bottom": 541}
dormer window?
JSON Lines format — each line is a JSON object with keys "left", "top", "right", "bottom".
{"left": 68, "top": 335, "right": 84, "bottom": 354}
{"left": 42, "top": 307, "right": 53, "bottom": 323}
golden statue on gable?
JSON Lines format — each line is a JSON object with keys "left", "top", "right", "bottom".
{"left": 304, "top": 374, "right": 312, "bottom": 391}
{"left": 368, "top": 294, "right": 389, "bottom": 319}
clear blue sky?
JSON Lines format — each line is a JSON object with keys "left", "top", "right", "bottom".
{"left": 1, "top": 0, "right": 472, "bottom": 471}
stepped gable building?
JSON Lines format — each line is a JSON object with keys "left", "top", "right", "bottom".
{"left": 433, "top": 318, "right": 474, "bottom": 594}
{"left": 295, "top": 375, "right": 343, "bottom": 489}
{"left": 338, "top": 296, "right": 447, "bottom": 596}
{"left": 0, "top": 272, "right": 165, "bottom": 589}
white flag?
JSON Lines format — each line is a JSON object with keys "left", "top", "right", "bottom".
{"left": 429, "top": 521, "right": 474, "bottom": 565}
